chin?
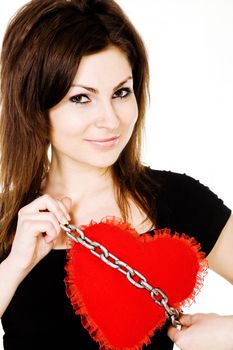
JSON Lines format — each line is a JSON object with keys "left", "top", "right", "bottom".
{"left": 91, "top": 159, "right": 118, "bottom": 169}
{"left": 85, "top": 153, "right": 120, "bottom": 169}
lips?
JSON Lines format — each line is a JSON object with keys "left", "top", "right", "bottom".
{"left": 85, "top": 136, "right": 119, "bottom": 142}
{"left": 84, "top": 136, "right": 120, "bottom": 148}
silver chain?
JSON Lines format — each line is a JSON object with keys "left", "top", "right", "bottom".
{"left": 61, "top": 223, "right": 182, "bottom": 328}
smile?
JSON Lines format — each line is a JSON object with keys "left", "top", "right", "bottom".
{"left": 84, "top": 136, "right": 120, "bottom": 148}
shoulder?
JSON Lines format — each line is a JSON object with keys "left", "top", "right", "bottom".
{"left": 146, "top": 168, "right": 225, "bottom": 203}
{"left": 146, "top": 167, "right": 205, "bottom": 189}
{"left": 146, "top": 167, "right": 231, "bottom": 215}
{"left": 145, "top": 167, "right": 231, "bottom": 254}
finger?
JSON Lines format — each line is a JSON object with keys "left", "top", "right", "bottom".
{"left": 25, "top": 220, "right": 59, "bottom": 243}
{"left": 178, "top": 314, "right": 194, "bottom": 327}
{"left": 178, "top": 313, "right": 216, "bottom": 326}
{"left": 167, "top": 325, "right": 180, "bottom": 343}
{"left": 57, "top": 197, "right": 72, "bottom": 221}
{"left": 167, "top": 314, "right": 192, "bottom": 343}
{"left": 19, "top": 194, "right": 69, "bottom": 225}
{"left": 61, "top": 196, "right": 72, "bottom": 211}
{"left": 20, "top": 212, "right": 61, "bottom": 235}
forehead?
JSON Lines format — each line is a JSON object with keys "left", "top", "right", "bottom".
{"left": 72, "top": 46, "right": 132, "bottom": 87}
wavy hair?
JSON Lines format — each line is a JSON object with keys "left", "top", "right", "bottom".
{"left": 0, "top": 0, "right": 159, "bottom": 258}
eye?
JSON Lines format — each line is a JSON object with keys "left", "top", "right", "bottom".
{"left": 113, "top": 87, "right": 132, "bottom": 99}
{"left": 69, "top": 94, "right": 90, "bottom": 104}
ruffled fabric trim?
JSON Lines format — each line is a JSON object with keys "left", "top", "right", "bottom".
{"left": 64, "top": 216, "right": 208, "bottom": 350}
{"left": 167, "top": 232, "right": 208, "bottom": 310}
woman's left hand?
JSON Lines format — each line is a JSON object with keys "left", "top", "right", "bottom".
{"left": 168, "top": 313, "right": 233, "bottom": 350}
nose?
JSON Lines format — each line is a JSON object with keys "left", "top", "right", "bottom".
{"left": 95, "top": 99, "right": 120, "bottom": 130}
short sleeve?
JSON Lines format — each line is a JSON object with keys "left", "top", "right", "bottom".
{"left": 154, "top": 170, "right": 232, "bottom": 255}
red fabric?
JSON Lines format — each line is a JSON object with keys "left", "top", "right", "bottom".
{"left": 65, "top": 217, "right": 207, "bottom": 350}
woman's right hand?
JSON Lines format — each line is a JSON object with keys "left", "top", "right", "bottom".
{"left": 7, "top": 194, "right": 72, "bottom": 273}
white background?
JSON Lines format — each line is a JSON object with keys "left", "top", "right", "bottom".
{"left": 0, "top": 1, "right": 233, "bottom": 349}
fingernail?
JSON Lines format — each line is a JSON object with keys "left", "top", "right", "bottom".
{"left": 66, "top": 213, "right": 71, "bottom": 221}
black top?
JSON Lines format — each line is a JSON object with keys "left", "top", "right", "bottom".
{"left": 1, "top": 170, "right": 231, "bottom": 350}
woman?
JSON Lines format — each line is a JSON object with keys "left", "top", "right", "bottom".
{"left": 0, "top": 0, "right": 232, "bottom": 349}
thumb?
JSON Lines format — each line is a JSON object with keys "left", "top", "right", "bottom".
{"left": 178, "top": 314, "right": 193, "bottom": 327}
{"left": 61, "top": 196, "right": 72, "bottom": 212}
{"left": 167, "top": 325, "right": 180, "bottom": 343}
{"left": 167, "top": 314, "right": 192, "bottom": 342}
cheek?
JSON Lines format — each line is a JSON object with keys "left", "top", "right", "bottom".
{"left": 118, "top": 98, "right": 138, "bottom": 127}
{"left": 126, "top": 99, "right": 138, "bottom": 129}
{"left": 49, "top": 106, "right": 90, "bottom": 140}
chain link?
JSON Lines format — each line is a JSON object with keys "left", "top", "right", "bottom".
{"left": 61, "top": 223, "right": 182, "bottom": 327}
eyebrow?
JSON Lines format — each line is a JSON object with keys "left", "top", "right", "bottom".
{"left": 71, "top": 76, "right": 133, "bottom": 93}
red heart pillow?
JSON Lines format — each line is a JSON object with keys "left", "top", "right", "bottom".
{"left": 65, "top": 216, "right": 207, "bottom": 349}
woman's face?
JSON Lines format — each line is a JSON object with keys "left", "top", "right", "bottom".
{"left": 49, "top": 45, "right": 138, "bottom": 170}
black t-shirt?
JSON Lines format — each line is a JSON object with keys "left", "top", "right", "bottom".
{"left": 1, "top": 170, "right": 231, "bottom": 350}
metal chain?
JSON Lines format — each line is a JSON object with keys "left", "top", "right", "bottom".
{"left": 61, "top": 223, "right": 182, "bottom": 327}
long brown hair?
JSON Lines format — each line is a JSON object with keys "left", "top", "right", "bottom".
{"left": 0, "top": 0, "right": 159, "bottom": 258}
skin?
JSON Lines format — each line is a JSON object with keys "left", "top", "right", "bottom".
{"left": 1, "top": 45, "right": 233, "bottom": 347}
{"left": 12, "top": 45, "right": 140, "bottom": 258}
{"left": 0, "top": 45, "right": 142, "bottom": 317}
{"left": 168, "top": 215, "right": 233, "bottom": 348}
{"left": 48, "top": 46, "right": 138, "bottom": 174}
{"left": 43, "top": 44, "right": 145, "bottom": 233}
{"left": 168, "top": 313, "right": 233, "bottom": 350}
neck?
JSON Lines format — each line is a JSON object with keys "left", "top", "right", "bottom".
{"left": 41, "top": 154, "right": 114, "bottom": 202}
